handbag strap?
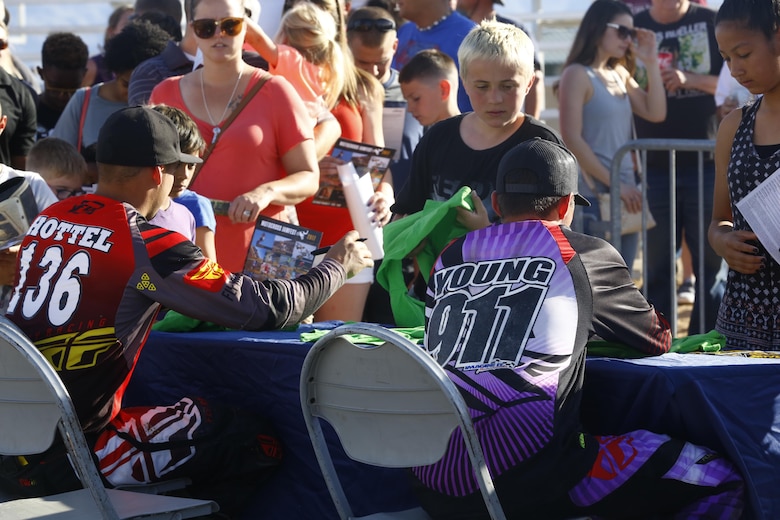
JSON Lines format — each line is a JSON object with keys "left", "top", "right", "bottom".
{"left": 190, "top": 72, "right": 270, "bottom": 187}
{"left": 76, "top": 86, "right": 92, "bottom": 152}
{"left": 631, "top": 115, "right": 642, "bottom": 177}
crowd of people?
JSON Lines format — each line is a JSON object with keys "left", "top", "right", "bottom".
{"left": 0, "top": 0, "right": 778, "bottom": 517}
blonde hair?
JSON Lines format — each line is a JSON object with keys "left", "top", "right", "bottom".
{"left": 277, "top": 2, "right": 344, "bottom": 109}
{"left": 286, "top": 0, "right": 378, "bottom": 109}
{"left": 27, "top": 138, "right": 87, "bottom": 182}
{"left": 458, "top": 20, "right": 535, "bottom": 83}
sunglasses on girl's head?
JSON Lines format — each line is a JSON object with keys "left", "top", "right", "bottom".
{"left": 606, "top": 23, "right": 637, "bottom": 41}
{"left": 346, "top": 18, "right": 396, "bottom": 33}
{"left": 191, "top": 17, "right": 244, "bottom": 39}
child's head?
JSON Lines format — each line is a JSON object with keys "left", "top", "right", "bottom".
{"left": 103, "top": 19, "right": 170, "bottom": 97}
{"left": 151, "top": 104, "right": 205, "bottom": 198}
{"left": 399, "top": 49, "right": 459, "bottom": 126}
{"left": 39, "top": 32, "right": 89, "bottom": 112}
{"left": 458, "top": 20, "right": 536, "bottom": 127}
{"left": 346, "top": 6, "right": 398, "bottom": 82}
{"left": 27, "top": 138, "right": 88, "bottom": 200}
{"left": 716, "top": 0, "right": 780, "bottom": 97}
{"left": 277, "top": 1, "right": 344, "bottom": 108}
{"left": 458, "top": 20, "right": 535, "bottom": 84}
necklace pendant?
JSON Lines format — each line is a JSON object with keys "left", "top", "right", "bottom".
{"left": 212, "top": 127, "right": 221, "bottom": 144}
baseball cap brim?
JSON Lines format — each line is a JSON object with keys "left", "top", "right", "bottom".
{"left": 574, "top": 193, "right": 590, "bottom": 206}
{"left": 180, "top": 152, "right": 203, "bottom": 165}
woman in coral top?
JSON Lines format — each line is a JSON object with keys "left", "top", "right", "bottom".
{"left": 150, "top": 0, "right": 319, "bottom": 272}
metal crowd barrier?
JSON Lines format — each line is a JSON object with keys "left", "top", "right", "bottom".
{"left": 607, "top": 138, "right": 716, "bottom": 336}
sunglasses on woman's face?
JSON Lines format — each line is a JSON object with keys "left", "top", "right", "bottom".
{"left": 606, "top": 23, "right": 637, "bottom": 41}
{"left": 191, "top": 17, "right": 244, "bottom": 39}
{"left": 346, "top": 18, "right": 396, "bottom": 33}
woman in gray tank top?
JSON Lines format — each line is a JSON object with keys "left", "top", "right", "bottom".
{"left": 556, "top": 0, "right": 665, "bottom": 268}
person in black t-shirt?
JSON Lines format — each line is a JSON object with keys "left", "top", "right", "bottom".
{"left": 391, "top": 20, "right": 561, "bottom": 221}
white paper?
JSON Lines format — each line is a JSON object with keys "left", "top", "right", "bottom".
{"left": 382, "top": 101, "right": 406, "bottom": 162}
{"left": 337, "top": 162, "right": 384, "bottom": 260}
{"left": 736, "top": 166, "right": 780, "bottom": 265}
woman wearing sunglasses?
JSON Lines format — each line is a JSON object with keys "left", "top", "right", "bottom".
{"left": 556, "top": 0, "right": 665, "bottom": 269}
{"left": 150, "top": 0, "right": 320, "bottom": 273}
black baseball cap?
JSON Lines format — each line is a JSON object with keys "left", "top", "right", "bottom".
{"left": 496, "top": 138, "right": 590, "bottom": 206}
{"left": 96, "top": 106, "right": 202, "bottom": 167}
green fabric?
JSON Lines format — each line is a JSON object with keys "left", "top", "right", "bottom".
{"left": 586, "top": 330, "right": 725, "bottom": 358}
{"left": 152, "top": 310, "right": 230, "bottom": 332}
{"left": 376, "top": 187, "right": 475, "bottom": 327}
{"left": 153, "top": 310, "right": 723, "bottom": 359}
{"left": 300, "top": 326, "right": 425, "bottom": 345}
{"left": 301, "top": 328, "right": 724, "bottom": 359}
{"left": 151, "top": 310, "right": 299, "bottom": 333}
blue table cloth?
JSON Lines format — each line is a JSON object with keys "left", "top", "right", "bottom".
{"left": 127, "top": 327, "right": 780, "bottom": 519}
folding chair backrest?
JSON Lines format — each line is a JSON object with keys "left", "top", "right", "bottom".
{"left": 301, "top": 323, "right": 506, "bottom": 520}
{"left": 0, "top": 316, "right": 119, "bottom": 519}
{"left": 304, "top": 335, "right": 460, "bottom": 467}
{"left": 0, "top": 320, "right": 62, "bottom": 455}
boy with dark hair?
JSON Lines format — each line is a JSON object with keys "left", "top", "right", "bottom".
{"left": 37, "top": 32, "right": 89, "bottom": 140}
{"left": 51, "top": 19, "right": 170, "bottom": 182}
{"left": 151, "top": 103, "right": 218, "bottom": 260}
{"left": 399, "top": 49, "right": 460, "bottom": 127}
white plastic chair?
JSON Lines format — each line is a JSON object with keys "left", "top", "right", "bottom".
{"left": 300, "top": 322, "right": 506, "bottom": 520}
{"left": 0, "top": 316, "right": 219, "bottom": 519}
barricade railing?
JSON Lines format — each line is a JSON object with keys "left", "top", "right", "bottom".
{"left": 608, "top": 138, "right": 716, "bottom": 336}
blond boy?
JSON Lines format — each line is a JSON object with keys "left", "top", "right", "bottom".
{"left": 26, "top": 137, "right": 87, "bottom": 200}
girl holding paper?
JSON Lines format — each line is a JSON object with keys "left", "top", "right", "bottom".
{"left": 285, "top": 0, "right": 393, "bottom": 322}
{"left": 709, "top": 0, "right": 780, "bottom": 350}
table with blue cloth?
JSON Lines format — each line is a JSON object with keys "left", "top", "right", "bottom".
{"left": 582, "top": 353, "right": 780, "bottom": 520}
{"left": 125, "top": 326, "right": 780, "bottom": 520}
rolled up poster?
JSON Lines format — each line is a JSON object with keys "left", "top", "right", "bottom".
{"left": 336, "top": 161, "right": 384, "bottom": 260}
